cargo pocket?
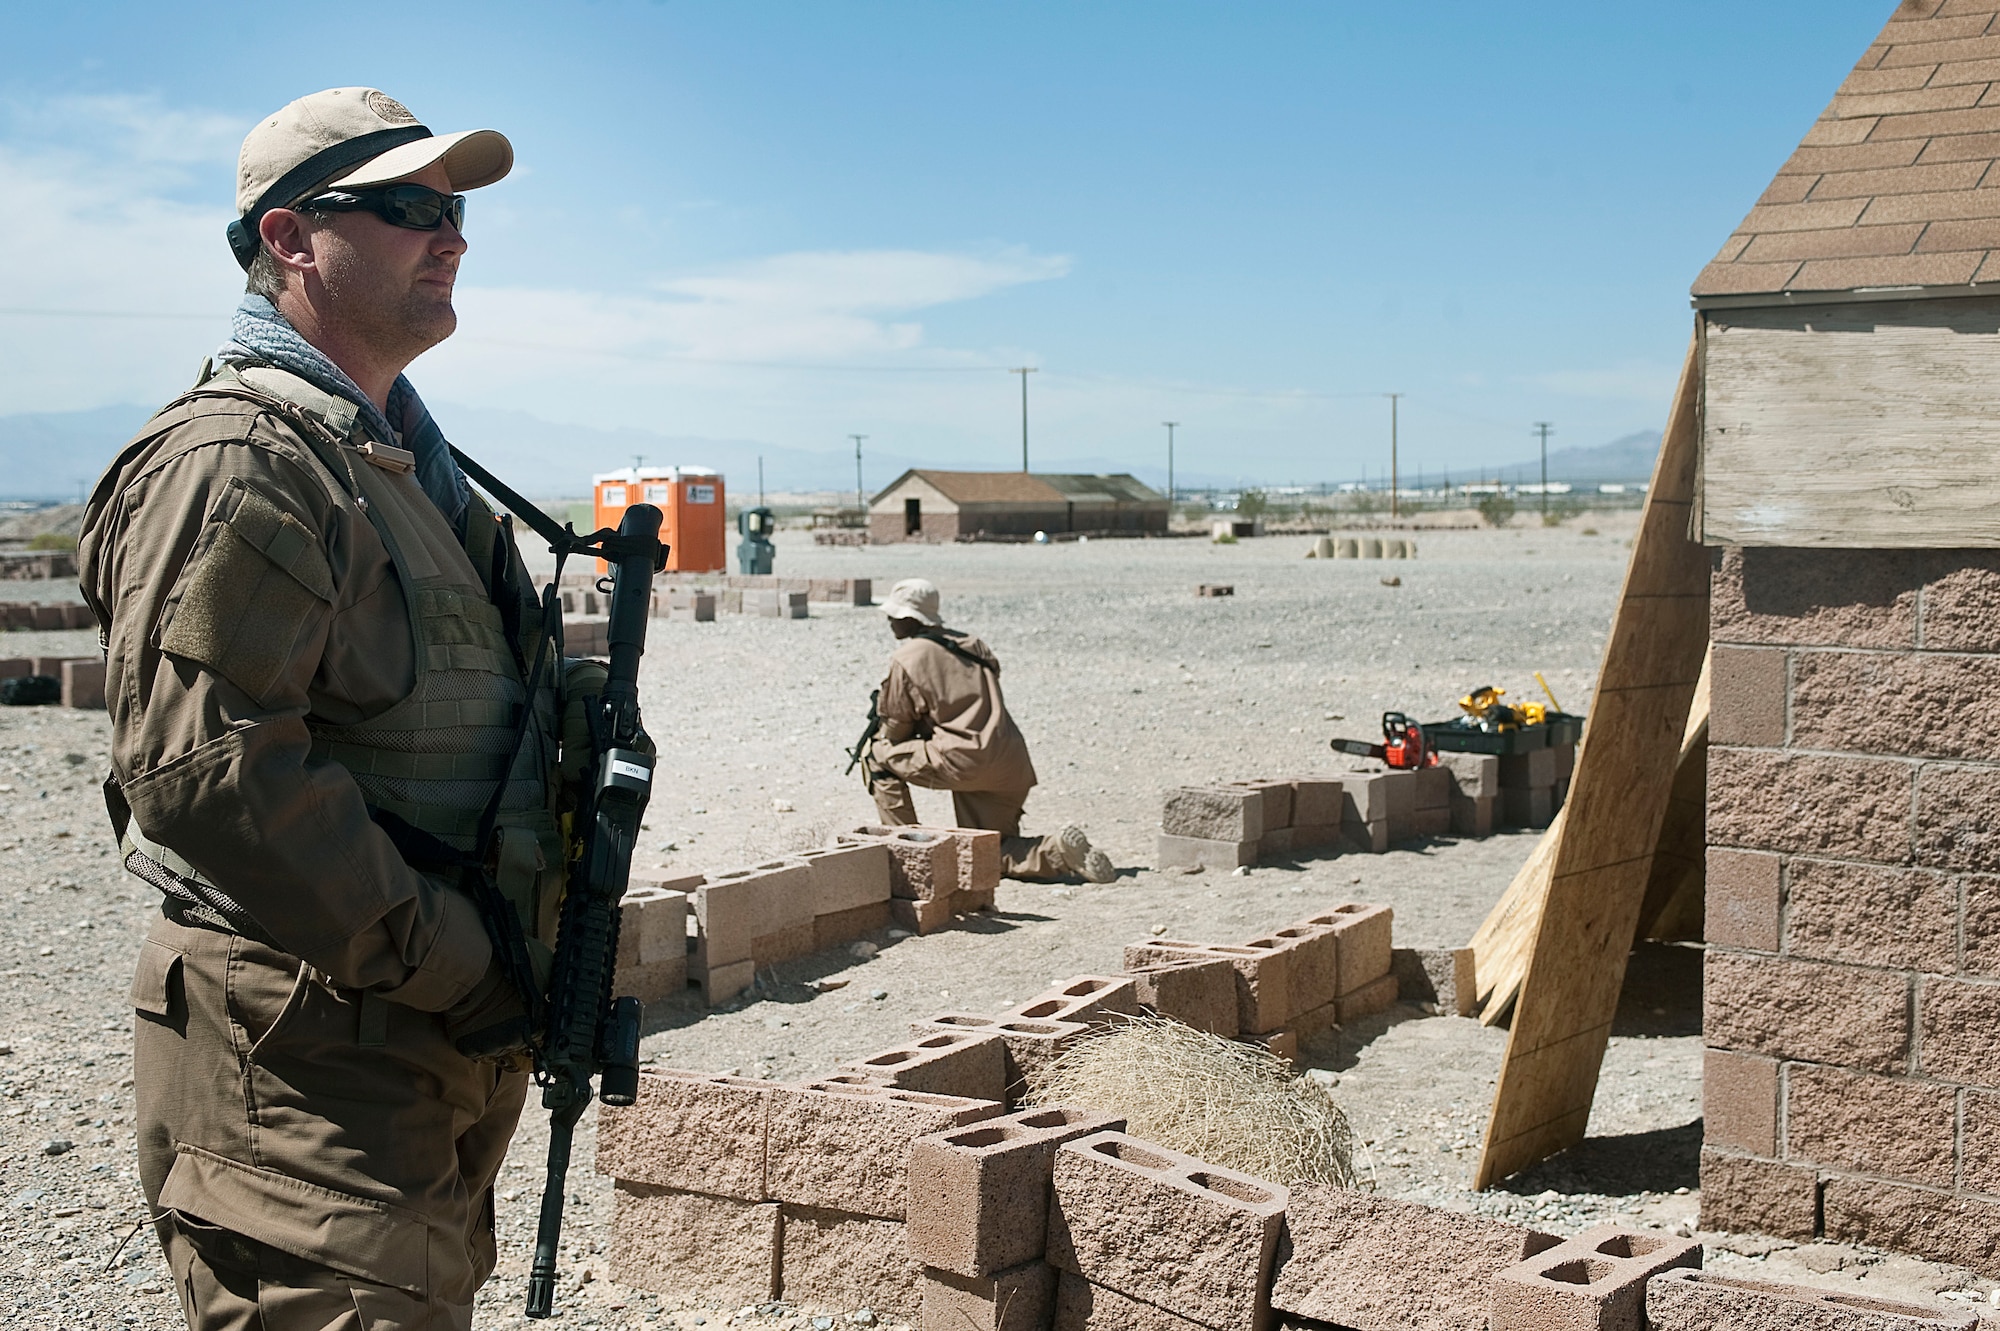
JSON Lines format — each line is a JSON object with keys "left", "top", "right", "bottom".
{"left": 130, "top": 938, "right": 185, "bottom": 1026}
{"left": 156, "top": 477, "right": 334, "bottom": 706}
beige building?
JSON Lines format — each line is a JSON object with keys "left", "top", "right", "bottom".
{"left": 868, "top": 470, "right": 1167, "bottom": 544}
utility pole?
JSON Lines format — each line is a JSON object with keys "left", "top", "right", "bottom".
{"left": 850, "top": 434, "right": 868, "bottom": 513}
{"left": 1534, "top": 421, "right": 1554, "bottom": 521}
{"left": 758, "top": 455, "right": 765, "bottom": 507}
{"left": 1385, "top": 393, "right": 1403, "bottom": 520}
{"left": 1162, "top": 421, "right": 1180, "bottom": 506}
{"left": 1012, "top": 367, "right": 1037, "bottom": 471}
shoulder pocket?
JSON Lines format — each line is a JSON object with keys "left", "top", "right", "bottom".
{"left": 156, "top": 477, "right": 334, "bottom": 706}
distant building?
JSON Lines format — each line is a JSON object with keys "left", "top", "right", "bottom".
{"left": 869, "top": 470, "right": 1168, "bottom": 543}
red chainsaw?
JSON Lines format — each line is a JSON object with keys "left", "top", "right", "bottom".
{"left": 1330, "top": 711, "right": 1436, "bottom": 769}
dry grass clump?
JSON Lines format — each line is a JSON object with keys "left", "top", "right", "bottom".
{"left": 1023, "top": 1014, "right": 1356, "bottom": 1188}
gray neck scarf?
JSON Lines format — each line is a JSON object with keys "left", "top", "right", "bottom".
{"left": 215, "top": 294, "right": 470, "bottom": 530}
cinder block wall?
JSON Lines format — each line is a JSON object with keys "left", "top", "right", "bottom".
{"left": 1701, "top": 547, "right": 2000, "bottom": 1276}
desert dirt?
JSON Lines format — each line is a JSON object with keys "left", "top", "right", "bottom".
{"left": 3, "top": 515, "right": 1996, "bottom": 1328}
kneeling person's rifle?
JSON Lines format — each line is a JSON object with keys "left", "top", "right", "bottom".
{"left": 846, "top": 688, "right": 882, "bottom": 789}
{"left": 448, "top": 447, "right": 668, "bottom": 1320}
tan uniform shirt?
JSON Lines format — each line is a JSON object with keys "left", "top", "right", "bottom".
{"left": 875, "top": 631, "right": 1037, "bottom": 794}
{"left": 78, "top": 380, "right": 491, "bottom": 1012}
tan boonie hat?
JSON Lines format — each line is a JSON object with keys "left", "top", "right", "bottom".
{"left": 883, "top": 578, "right": 943, "bottom": 628}
{"left": 226, "top": 87, "right": 513, "bottom": 270}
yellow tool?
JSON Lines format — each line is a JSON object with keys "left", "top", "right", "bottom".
{"left": 1458, "top": 686, "right": 1518, "bottom": 731}
{"left": 1534, "top": 671, "right": 1564, "bottom": 714}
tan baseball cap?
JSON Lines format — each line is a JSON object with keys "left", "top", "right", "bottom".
{"left": 227, "top": 87, "right": 513, "bottom": 269}
{"left": 883, "top": 578, "right": 943, "bottom": 627}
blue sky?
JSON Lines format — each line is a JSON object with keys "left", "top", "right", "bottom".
{"left": 0, "top": 2, "right": 1894, "bottom": 488}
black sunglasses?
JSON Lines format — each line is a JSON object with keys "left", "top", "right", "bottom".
{"left": 299, "top": 183, "right": 466, "bottom": 232}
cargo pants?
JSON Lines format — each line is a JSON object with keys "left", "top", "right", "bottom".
{"left": 134, "top": 917, "right": 528, "bottom": 1330}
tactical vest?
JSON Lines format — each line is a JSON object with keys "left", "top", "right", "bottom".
{"left": 121, "top": 362, "right": 569, "bottom": 964}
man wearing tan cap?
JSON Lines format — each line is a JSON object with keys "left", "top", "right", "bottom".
{"left": 865, "top": 578, "right": 1116, "bottom": 883}
{"left": 79, "top": 89, "right": 566, "bottom": 1327}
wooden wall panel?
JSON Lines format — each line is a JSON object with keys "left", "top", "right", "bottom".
{"left": 1703, "top": 296, "right": 2000, "bottom": 548}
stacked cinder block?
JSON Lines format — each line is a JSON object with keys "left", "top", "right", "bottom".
{"left": 842, "top": 825, "right": 1001, "bottom": 934}
{"left": 0, "top": 601, "right": 94, "bottom": 630}
{"left": 568, "top": 617, "right": 612, "bottom": 656}
{"left": 1157, "top": 768, "right": 1505, "bottom": 871}
{"left": 908, "top": 1106, "right": 1125, "bottom": 1331}
{"left": 1269, "top": 1186, "right": 1559, "bottom": 1331}
{"left": 1121, "top": 902, "right": 1396, "bottom": 1061}
{"left": 1156, "top": 786, "right": 1264, "bottom": 871}
{"left": 1496, "top": 740, "right": 1570, "bottom": 830}
{"left": 597, "top": 1071, "right": 1001, "bottom": 1319}
{"left": 1437, "top": 752, "right": 1499, "bottom": 837}
{"left": 799, "top": 841, "right": 895, "bottom": 950}
{"left": 693, "top": 858, "right": 816, "bottom": 1004}
{"left": 1701, "top": 548, "right": 2000, "bottom": 1275}
{"left": 617, "top": 877, "right": 696, "bottom": 1005}
{"left": 1489, "top": 1224, "right": 1700, "bottom": 1331}
{"left": 0, "top": 655, "right": 102, "bottom": 707}
{"left": 1046, "top": 1131, "right": 1287, "bottom": 1331}
{"left": 912, "top": 1014, "right": 1094, "bottom": 1104}
{"left": 747, "top": 588, "right": 810, "bottom": 619}
{"left": 1646, "top": 1268, "right": 1977, "bottom": 1331}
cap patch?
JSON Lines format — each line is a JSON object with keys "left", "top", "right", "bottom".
{"left": 365, "top": 91, "right": 418, "bottom": 125}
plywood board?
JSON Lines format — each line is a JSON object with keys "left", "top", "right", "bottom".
{"left": 1474, "top": 336, "right": 1710, "bottom": 1190}
{"left": 1703, "top": 295, "right": 2000, "bottom": 548}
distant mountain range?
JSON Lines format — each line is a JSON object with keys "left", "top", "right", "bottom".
{"left": 0, "top": 402, "right": 1664, "bottom": 501}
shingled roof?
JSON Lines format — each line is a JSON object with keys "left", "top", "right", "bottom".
{"left": 1693, "top": 0, "right": 2000, "bottom": 303}
{"left": 878, "top": 470, "right": 1164, "bottom": 506}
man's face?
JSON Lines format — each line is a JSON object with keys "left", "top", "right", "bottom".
{"left": 304, "top": 160, "right": 466, "bottom": 361}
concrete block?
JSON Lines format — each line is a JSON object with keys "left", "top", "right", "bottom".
{"left": 698, "top": 859, "right": 814, "bottom": 965}
{"left": 1438, "top": 751, "right": 1499, "bottom": 799}
{"left": 953, "top": 886, "right": 997, "bottom": 916}
{"left": 1500, "top": 747, "right": 1559, "bottom": 789}
{"left": 914, "top": 1015, "right": 1093, "bottom": 1101}
{"left": 753, "top": 920, "right": 816, "bottom": 967}
{"left": 1290, "top": 822, "right": 1341, "bottom": 851}
{"left": 1490, "top": 1224, "right": 1700, "bottom": 1331}
{"left": 1786, "top": 1063, "right": 1957, "bottom": 1188}
{"left": 945, "top": 827, "right": 1005, "bottom": 893}
{"left": 909, "top": 1105, "right": 1127, "bottom": 1278}
{"left": 1553, "top": 741, "right": 1576, "bottom": 782}
{"left": 31, "top": 655, "right": 84, "bottom": 678}
{"left": 1227, "top": 779, "right": 1293, "bottom": 829}
{"left": 922, "top": 1262, "right": 1058, "bottom": 1331}
{"left": 615, "top": 886, "right": 690, "bottom": 1007}
{"left": 0, "top": 658, "right": 28, "bottom": 679}
{"left": 1706, "top": 848, "right": 1783, "bottom": 952}
{"left": 669, "top": 589, "right": 717, "bottom": 621}
{"left": 1411, "top": 806, "right": 1451, "bottom": 839}
{"left": 1053, "top": 1271, "right": 1206, "bottom": 1331}
{"left": 0, "top": 603, "right": 27, "bottom": 629}
{"left": 1645, "top": 1267, "right": 1975, "bottom": 1331}
{"left": 1288, "top": 1000, "right": 1338, "bottom": 1043}
{"left": 1918, "top": 975, "right": 2000, "bottom": 1088}
{"left": 1340, "top": 772, "right": 1388, "bottom": 822}
{"left": 1270, "top": 1185, "right": 1559, "bottom": 1331}
{"left": 1157, "top": 833, "right": 1258, "bottom": 871}
{"left": 765, "top": 1081, "right": 1001, "bottom": 1219}
{"left": 815, "top": 899, "right": 893, "bottom": 951}
{"left": 1258, "top": 826, "right": 1294, "bottom": 857}
{"left": 799, "top": 842, "right": 893, "bottom": 914}
{"left": 595, "top": 1069, "right": 770, "bottom": 1199}
{"left": 1126, "top": 940, "right": 1289, "bottom": 1035}
{"left": 1698, "top": 1148, "right": 1820, "bottom": 1241}
{"left": 1046, "top": 1131, "right": 1287, "bottom": 1331}
{"left": 610, "top": 1182, "right": 778, "bottom": 1305}
{"left": 1390, "top": 947, "right": 1475, "bottom": 1017}
{"left": 698, "top": 958, "right": 757, "bottom": 1006}
{"left": 1334, "top": 974, "right": 1398, "bottom": 1024}
{"left": 1380, "top": 770, "right": 1418, "bottom": 826}
{"left": 1342, "top": 818, "right": 1389, "bottom": 854}
{"left": 1302, "top": 902, "right": 1393, "bottom": 990}
{"left": 840, "top": 1031, "right": 1010, "bottom": 1103}
{"left": 1260, "top": 923, "right": 1339, "bottom": 1016}
{"left": 30, "top": 605, "right": 63, "bottom": 630}
{"left": 1503, "top": 786, "right": 1556, "bottom": 829}
{"left": 779, "top": 1204, "right": 920, "bottom": 1319}
{"left": 1705, "top": 951, "right": 1909, "bottom": 1072}
{"left": 1414, "top": 765, "right": 1453, "bottom": 811}
{"left": 1161, "top": 787, "right": 1265, "bottom": 842}
{"left": 847, "top": 825, "right": 961, "bottom": 901}
{"left": 60, "top": 658, "right": 105, "bottom": 709}
{"left": 1449, "top": 792, "right": 1496, "bottom": 837}
{"left": 893, "top": 896, "right": 956, "bottom": 935}
{"left": 1289, "top": 778, "right": 1344, "bottom": 828}
{"left": 1124, "top": 955, "right": 1240, "bottom": 1038}
{"left": 1821, "top": 1174, "right": 2000, "bottom": 1280}
{"left": 1010, "top": 976, "right": 1142, "bottom": 1028}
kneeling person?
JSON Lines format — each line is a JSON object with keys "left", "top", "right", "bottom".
{"left": 865, "top": 578, "right": 1114, "bottom": 883}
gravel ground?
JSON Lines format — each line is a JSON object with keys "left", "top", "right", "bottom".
{"left": 4, "top": 520, "right": 1996, "bottom": 1326}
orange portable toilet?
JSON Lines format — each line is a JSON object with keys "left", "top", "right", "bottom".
{"left": 592, "top": 467, "right": 726, "bottom": 572}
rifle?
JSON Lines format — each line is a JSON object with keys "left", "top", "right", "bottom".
{"left": 845, "top": 688, "right": 882, "bottom": 791}
{"left": 448, "top": 447, "right": 666, "bottom": 1319}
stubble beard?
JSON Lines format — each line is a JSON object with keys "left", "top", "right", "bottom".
{"left": 320, "top": 243, "right": 459, "bottom": 370}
